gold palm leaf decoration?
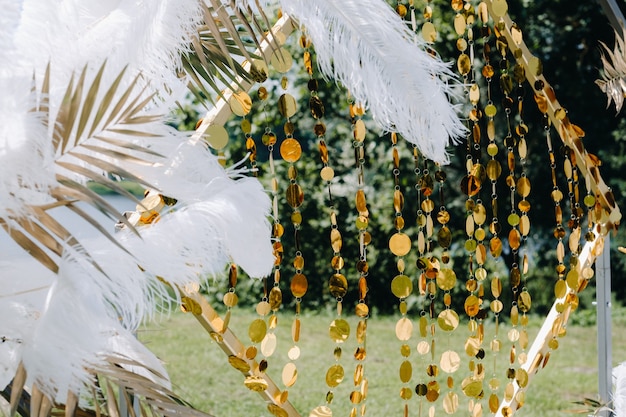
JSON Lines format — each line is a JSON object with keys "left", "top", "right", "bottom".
{"left": 2, "top": 62, "right": 164, "bottom": 276}
{"left": 182, "top": 0, "right": 274, "bottom": 105}
{"left": 4, "top": 357, "right": 215, "bottom": 417}
{"left": 1, "top": 1, "right": 275, "bottom": 416}
{"left": 596, "top": 29, "right": 626, "bottom": 113}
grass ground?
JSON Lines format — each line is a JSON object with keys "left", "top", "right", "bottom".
{"left": 138, "top": 304, "right": 626, "bottom": 417}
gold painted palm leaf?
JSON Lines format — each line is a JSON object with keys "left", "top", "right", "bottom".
{"left": 596, "top": 29, "right": 626, "bottom": 113}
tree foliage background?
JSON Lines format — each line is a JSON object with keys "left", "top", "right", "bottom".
{"left": 174, "top": 0, "right": 626, "bottom": 317}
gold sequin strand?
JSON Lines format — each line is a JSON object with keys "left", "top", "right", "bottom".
{"left": 241, "top": 62, "right": 280, "bottom": 397}
{"left": 389, "top": 132, "right": 414, "bottom": 417}
{"left": 419, "top": 0, "right": 437, "bottom": 44}
{"left": 481, "top": 13, "right": 505, "bottom": 408}
{"left": 351, "top": 100, "right": 369, "bottom": 417}
{"left": 435, "top": 162, "right": 464, "bottom": 415}
{"left": 512, "top": 49, "right": 532, "bottom": 405}
{"left": 416, "top": 160, "right": 440, "bottom": 415}
{"left": 412, "top": 146, "right": 430, "bottom": 416}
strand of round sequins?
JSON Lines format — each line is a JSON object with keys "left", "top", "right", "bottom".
{"left": 435, "top": 162, "right": 465, "bottom": 415}
{"left": 419, "top": 0, "right": 437, "bottom": 44}
{"left": 245, "top": 60, "right": 282, "bottom": 395}
{"left": 500, "top": 50, "right": 524, "bottom": 412}
{"left": 454, "top": 3, "right": 489, "bottom": 410}
{"left": 416, "top": 160, "right": 440, "bottom": 414}
{"left": 275, "top": 49, "right": 309, "bottom": 405}
{"left": 301, "top": 35, "right": 349, "bottom": 417}
{"left": 478, "top": 7, "right": 506, "bottom": 411}
{"left": 388, "top": 132, "right": 415, "bottom": 417}
{"left": 563, "top": 144, "right": 583, "bottom": 290}
{"left": 512, "top": 58, "right": 532, "bottom": 405}
{"left": 542, "top": 110, "right": 568, "bottom": 359}
{"left": 530, "top": 82, "right": 566, "bottom": 362}
{"left": 310, "top": 89, "right": 352, "bottom": 416}
{"left": 412, "top": 145, "right": 430, "bottom": 417}
{"left": 350, "top": 99, "right": 370, "bottom": 417}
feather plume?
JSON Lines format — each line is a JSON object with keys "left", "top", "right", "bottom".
{"left": 1, "top": 0, "right": 275, "bottom": 407}
{"left": 614, "top": 362, "right": 626, "bottom": 416}
{"left": 235, "top": 0, "right": 466, "bottom": 163}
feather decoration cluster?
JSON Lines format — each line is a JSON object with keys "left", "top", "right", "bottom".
{"left": 234, "top": 0, "right": 466, "bottom": 164}
{"left": 0, "top": 0, "right": 273, "bottom": 407}
{"left": 614, "top": 362, "right": 626, "bottom": 417}
{"left": 596, "top": 29, "right": 626, "bottom": 114}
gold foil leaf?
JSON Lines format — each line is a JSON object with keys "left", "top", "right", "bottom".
{"left": 518, "top": 290, "right": 532, "bottom": 313}
{"left": 440, "top": 350, "right": 461, "bottom": 373}
{"left": 438, "top": 309, "right": 460, "bottom": 331}
{"left": 394, "top": 190, "right": 404, "bottom": 213}
{"left": 268, "top": 404, "right": 288, "bottom": 417}
{"left": 422, "top": 21, "right": 437, "bottom": 43}
{"left": 269, "top": 287, "right": 282, "bottom": 310}
{"left": 290, "top": 273, "right": 308, "bottom": 298}
{"left": 399, "top": 360, "right": 412, "bottom": 383}
{"left": 436, "top": 268, "right": 457, "bottom": 291}
{"left": 461, "top": 378, "right": 483, "bottom": 398}
{"left": 223, "top": 292, "right": 238, "bottom": 308}
{"left": 320, "top": 166, "right": 335, "bottom": 181}
{"left": 354, "top": 119, "right": 366, "bottom": 142}
{"left": 389, "top": 232, "right": 412, "bottom": 256}
{"left": 204, "top": 125, "right": 229, "bottom": 150}
{"left": 330, "top": 228, "right": 343, "bottom": 253}
{"left": 464, "top": 295, "right": 480, "bottom": 317}
{"left": 310, "top": 406, "right": 332, "bottom": 417}
{"left": 329, "top": 319, "right": 350, "bottom": 343}
{"left": 256, "top": 301, "right": 271, "bottom": 316}
{"left": 329, "top": 273, "right": 348, "bottom": 298}
{"left": 286, "top": 184, "right": 304, "bottom": 208}
{"left": 458, "top": 53, "right": 471, "bottom": 75}
{"left": 229, "top": 91, "right": 252, "bottom": 117}
{"left": 282, "top": 363, "right": 298, "bottom": 387}
{"left": 244, "top": 375, "right": 268, "bottom": 392}
{"left": 270, "top": 47, "right": 293, "bottom": 73}
{"left": 228, "top": 355, "right": 250, "bottom": 373}
{"left": 454, "top": 14, "right": 467, "bottom": 36}
{"left": 443, "top": 391, "right": 459, "bottom": 414}
{"left": 278, "top": 93, "right": 297, "bottom": 118}
{"left": 391, "top": 274, "right": 413, "bottom": 299}
{"left": 309, "top": 96, "right": 325, "bottom": 119}
{"left": 395, "top": 317, "right": 413, "bottom": 341}
{"left": 325, "top": 364, "right": 345, "bottom": 387}
{"left": 248, "top": 319, "right": 267, "bottom": 343}
{"left": 280, "top": 138, "right": 302, "bottom": 163}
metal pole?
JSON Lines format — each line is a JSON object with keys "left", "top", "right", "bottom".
{"left": 596, "top": 234, "right": 613, "bottom": 416}
{"left": 597, "top": 0, "right": 626, "bottom": 31}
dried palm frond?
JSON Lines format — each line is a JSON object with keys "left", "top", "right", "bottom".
{"left": 595, "top": 29, "right": 626, "bottom": 113}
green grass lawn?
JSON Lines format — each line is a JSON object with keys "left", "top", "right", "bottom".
{"left": 138, "top": 305, "right": 626, "bottom": 417}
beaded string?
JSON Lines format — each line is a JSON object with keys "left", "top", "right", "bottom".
{"left": 350, "top": 100, "right": 370, "bottom": 417}
{"left": 417, "top": 160, "right": 440, "bottom": 415}
{"left": 512, "top": 56, "right": 532, "bottom": 406}
{"left": 389, "top": 132, "right": 414, "bottom": 417}
{"left": 413, "top": 145, "right": 429, "bottom": 417}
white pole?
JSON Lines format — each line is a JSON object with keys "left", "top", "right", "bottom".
{"left": 596, "top": 234, "right": 613, "bottom": 416}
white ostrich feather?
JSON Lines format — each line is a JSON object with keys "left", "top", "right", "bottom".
{"left": 0, "top": 0, "right": 275, "bottom": 404}
{"left": 614, "top": 362, "right": 626, "bottom": 416}
{"left": 235, "top": 0, "right": 465, "bottom": 164}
